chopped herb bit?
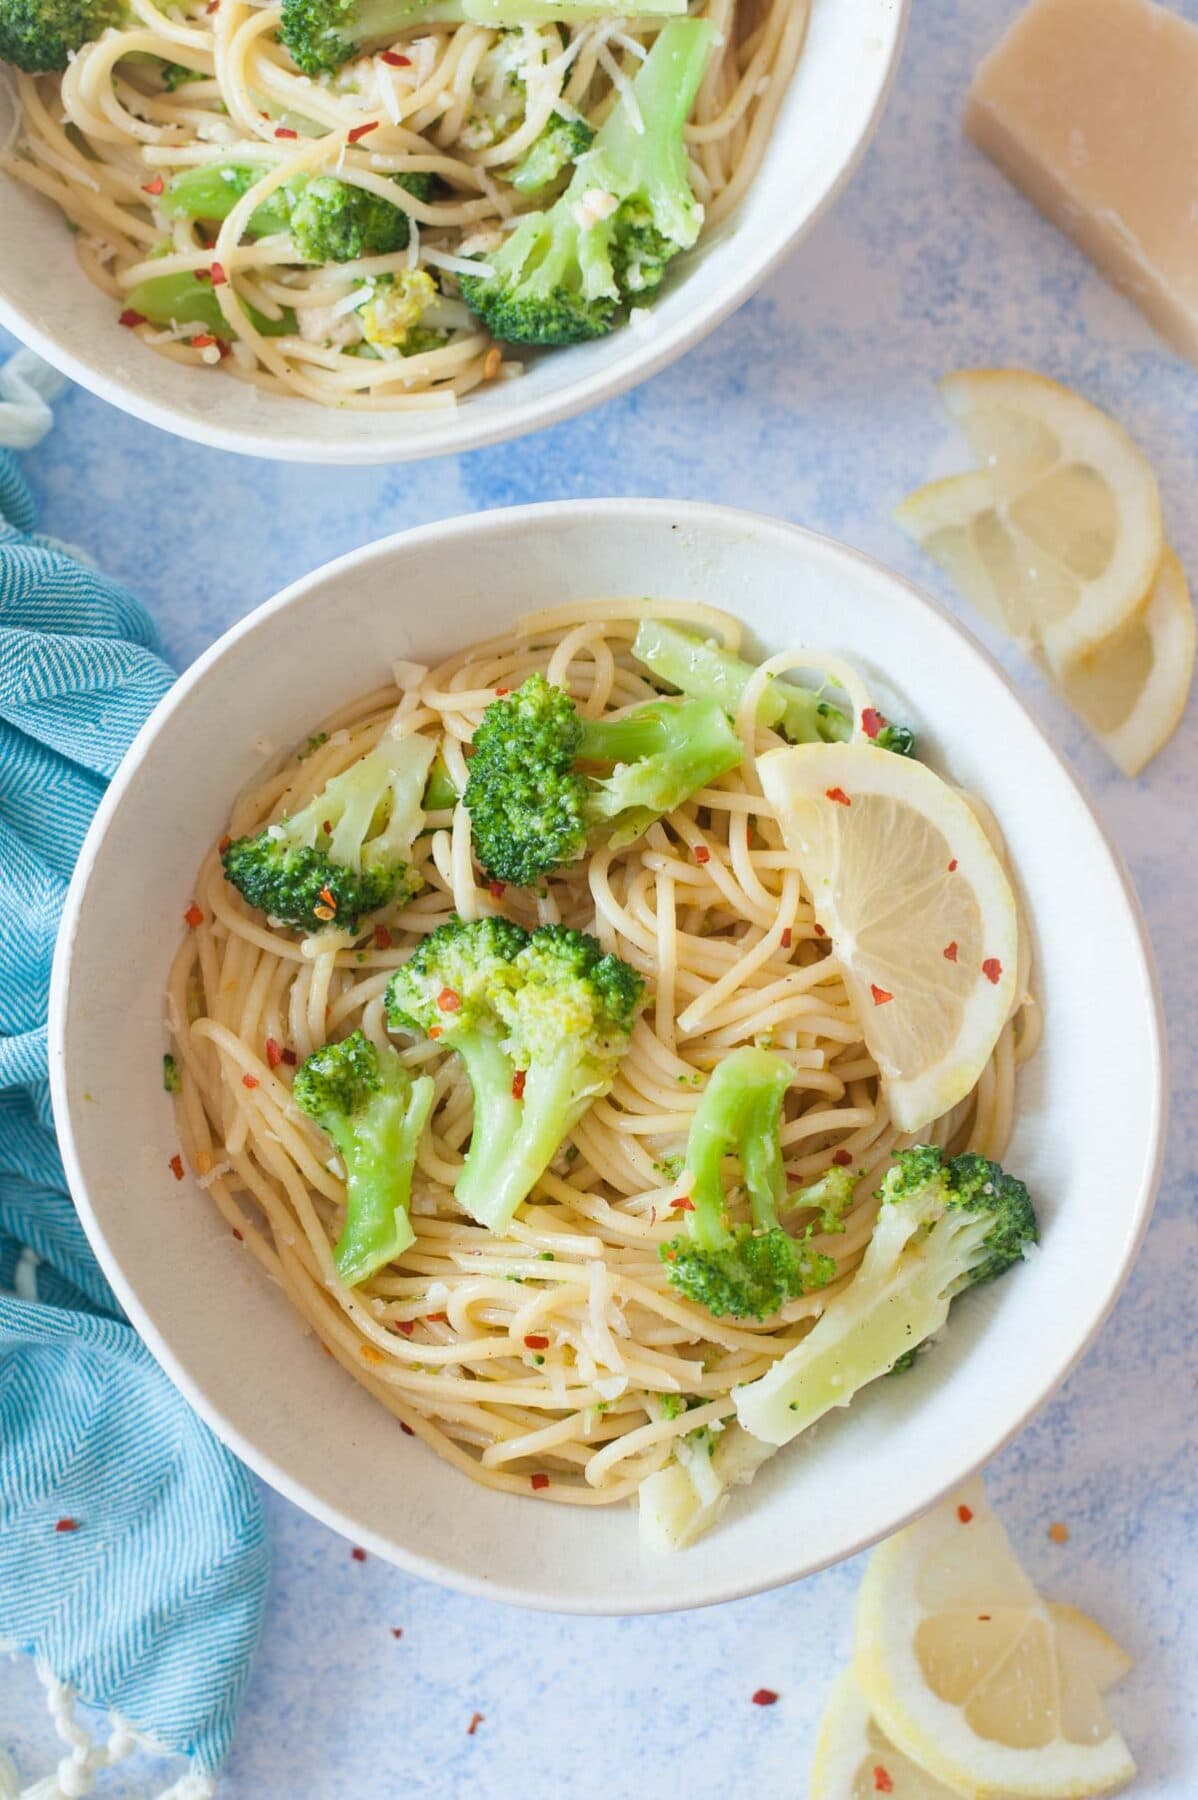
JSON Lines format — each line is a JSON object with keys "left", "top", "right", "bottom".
{"left": 163, "top": 1053, "right": 182, "bottom": 1094}
{"left": 298, "top": 731, "right": 329, "bottom": 761}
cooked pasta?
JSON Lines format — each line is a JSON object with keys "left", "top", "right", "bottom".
{"left": 166, "top": 602, "right": 1039, "bottom": 1531}
{"left": 2, "top": 1, "right": 808, "bottom": 409}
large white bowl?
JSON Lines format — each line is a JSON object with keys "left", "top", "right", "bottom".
{"left": 49, "top": 501, "right": 1165, "bottom": 1613}
{"left": 0, "top": 0, "right": 906, "bottom": 463}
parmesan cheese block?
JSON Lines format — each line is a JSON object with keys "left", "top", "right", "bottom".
{"left": 966, "top": 0, "right": 1198, "bottom": 366}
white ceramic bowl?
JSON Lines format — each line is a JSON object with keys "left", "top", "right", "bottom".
{"left": 0, "top": 0, "right": 907, "bottom": 463}
{"left": 50, "top": 501, "right": 1165, "bottom": 1613}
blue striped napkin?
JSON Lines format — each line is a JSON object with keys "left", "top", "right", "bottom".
{"left": 0, "top": 353, "right": 268, "bottom": 1794}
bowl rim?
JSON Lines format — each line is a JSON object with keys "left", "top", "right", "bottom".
{"left": 0, "top": 0, "right": 909, "bottom": 464}
{"left": 48, "top": 498, "right": 1167, "bottom": 1612}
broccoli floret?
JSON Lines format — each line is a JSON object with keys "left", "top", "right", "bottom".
{"left": 734, "top": 1144, "right": 1038, "bottom": 1445}
{"left": 510, "top": 111, "right": 595, "bottom": 195}
{"left": 458, "top": 17, "right": 714, "bottom": 346}
{"left": 660, "top": 1047, "right": 845, "bottom": 1321}
{"left": 385, "top": 917, "right": 643, "bottom": 1233}
{"left": 462, "top": 670, "right": 743, "bottom": 886}
{"left": 279, "top": 0, "right": 683, "bottom": 80}
{"left": 161, "top": 61, "right": 206, "bottom": 89}
{"left": 223, "top": 732, "right": 435, "bottom": 934}
{"left": 0, "top": 0, "right": 124, "bottom": 72}
{"left": 121, "top": 270, "right": 297, "bottom": 340}
{"left": 161, "top": 163, "right": 434, "bottom": 262}
{"left": 631, "top": 620, "right": 917, "bottom": 755}
{"left": 357, "top": 269, "right": 438, "bottom": 349}
{"left": 292, "top": 1030, "right": 434, "bottom": 1285}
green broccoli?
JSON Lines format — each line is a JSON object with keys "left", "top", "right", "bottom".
{"left": 510, "top": 111, "right": 595, "bottom": 195}
{"left": 384, "top": 916, "right": 643, "bottom": 1233}
{"left": 161, "top": 61, "right": 206, "bottom": 89}
{"left": 631, "top": 619, "right": 917, "bottom": 755}
{"left": 292, "top": 1030, "right": 434, "bottom": 1285}
{"left": 222, "top": 732, "right": 435, "bottom": 934}
{"left": 280, "top": 0, "right": 683, "bottom": 81}
{"left": 458, "top": 17, "right": 714, "bottom": 345}
{"left": 160, "top": 162, "right": 435, "bottom": 262}
{"left": 120, "top": 270, "right": 297, "bottom": 340}
{"left": 462, "top": 670, "right": 743, "bottom": 887}
{"left": 734, "top": 1143, "right": 1038, "bottom": 1445}
{"left": 0, "top": 0, "right": 125, "bottom": 72}
{"left": 660, "top": 1047, "right": 853, "bottom": 1320}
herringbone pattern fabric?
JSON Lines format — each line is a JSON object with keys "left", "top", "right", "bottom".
{"left": 0, "top": 442, "right": 268, "bottom": 1776}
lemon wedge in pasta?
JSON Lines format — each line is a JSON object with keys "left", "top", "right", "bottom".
{"left": 757, "top": 743, "right": 1018, "bottom": 1134}
{"left": 1051, "top": 547, "right": 1195, "bottom": 777}
{"left": 853, "top": 1481, "right": 1137, "bottom": 1798}
{"left": 896, "top": 369, "right": 1163, "bottom": 672}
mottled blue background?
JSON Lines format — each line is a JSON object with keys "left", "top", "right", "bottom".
{"left": 4, "top": 0, "right": 1197, "bottom": 1790}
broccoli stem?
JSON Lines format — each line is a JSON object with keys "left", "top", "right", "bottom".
{"left": 579, "top": 697, "right": 744, "bottom": 832}
{"left": 453, "top": 1039, "right": 578, "bottom": 1234}
{"left": 326, "top": 1072, "right": 435, "bottom": 1284}
{"left": 685, "top": 1046, "right": 792, "bottom": 1248}
{"left": 160, "top": 163, "right": 292, "bottom": 236}
{"left": 631, "top": 619, "right": 851, "bottom": 745}
{"left": 123, "top": 271, "right": 296, "bottom": 338}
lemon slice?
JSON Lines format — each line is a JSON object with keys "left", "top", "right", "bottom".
{"left": 1053, "top": 546, "right": 1195, "bottom": 777}
{"left": 757, "top": 743, "right": 1018, "bottom": 1134}
{"left": 812, "top": 1603, "right": 1132, "bottom": 1800}
{"left": 896, "top": 370, "right": 1163, "bottom": 671}
{"left": 854, "top": 1480, "right": 1137, "bottom": 1798}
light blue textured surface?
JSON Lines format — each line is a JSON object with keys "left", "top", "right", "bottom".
{"left": 4, "top": 0, "right": 1197, "bottom": 1789}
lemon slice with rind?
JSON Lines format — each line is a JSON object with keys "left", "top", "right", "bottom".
{"left": 757, "top": 743, "right": 1018, "bottom": 1134}
{"left": 854, "top": 1480, "right": 1137, "bottom": 1798}
{"left": 1053, "top": 546, "right": 1195, "bottom": 777}
{"left": 897, "top": 370, "right": 1163, "bottom": 672}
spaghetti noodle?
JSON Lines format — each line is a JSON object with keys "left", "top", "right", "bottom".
{"left": 166, "top": 602, "right": 1037, "bottom": 1523}
{"left": 3, "top": 1, "right": 808, "bottom": 408}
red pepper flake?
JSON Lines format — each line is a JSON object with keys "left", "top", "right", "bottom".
{"left": 218, "top": 834, "right": 231, "bottom": 855}
{"left": 205, "top": 0, "right": 218, "bottom": 11}
{"left": 671, "top": 1196, "right": 695, "bottom": 1213}
{"left": 494, "top": 686, "right": 510, "bottom": 696}
{"left": 780, "top": 928, "right": 792, "bottom": 949}
{"left": 751, "top": 1688, "right": 778, "bottom": 1707}
{"left": 861, "top": 707, "right": 884, "bottom": 741}
{"left": 395, "top": 1320, "right": 414, "bottom": 1337}
{"left": 400, "top": 1421, "right": 414, "bottom": 1436}
{"left": 265, "top": 1037, "right": 284, "bottom": 1069}
{"left": 488, "top": 881, "right": 506, "bottom": 900}
{"left": 427, "top": 1312, "right": 448, "bottom": 1324}
{"left": 873, "top": 1768, "right": 895, "bottom": 1795}
{"left": 232, "top": 1227, "right": 244, "bottom": 1241}
{"left": 957, "top": 1503, "right": 974, "bottom": 1524}
{"left": 982, "top": 957, "right": 1003, "bottom": 985}
{"left": 169, "top": 1153, "right": 184, "bottom": 1181}
{"left": 191, "top": 334, "right": 217, "bottom": 349}
{"left": 210, "top": 261, "right": 227, "bottom": 286}
{"left": 118, "top": 309, "right": 146, "bottom": 328}
{"left": 530, "top": 1473, "right": 550, "bottom": 1491}
{"left": 825, "top": 787, "right": 851, "bottom": 806}
{"left": 242, "top": 1073, "right": 260, "bottom": 1089}
{"left": 947, "top": 858, "right": 959, "bottom": 873}
{"left": 813, "top": 922, "right": 826, "bottom": 938}
{"left": 141, "top": 175, "right": 165, "bottom": 196}
{"left": 347, "top": 121, "right": 378, "bottom": 143}
{"left": 832, "top": 1149, "right": 853, "bottom": 1167}
{"left": 274, "top": 126, "right": 298, "bottom": 138}
{"left": 870, "top": 984, "right": 893, "bottom": 1007}
{"left": 184, "top": 902, "right": 203, "bottom": 928}
{"left": 282, "top": 1048, "right": 297, "bottom": 1066}
{"left": 391, "top": 1626, "right": 404, "bottom": 1638}
{"left": 322, "top": 821, "right": 332, "bottom": 836}
{"left": 943, "top": 941, "right": 959, "bottom": 962}
{"left": 380, "top": 49, "right": 411, "bottom": 64}
{"left": 511, "top": 1069, "right": 526, "bottom": 1101}
{"left": 978, "top": 1613, "right": 992, "bottom": 1621}
{"left": 437, "top": 987, "right": 461, "bottom": 1012}
{"left": 428, "top": 1026, "right": 442, "bottom": 1040}
{"left": 351, "top": 1546, "right": 366, "bottom": 1562}
{"left": 1049, "top": 1521, "right": 1069, "bottom": 1544}
{"left": 54, "top": 1517, "right": 80, "bottom": 1533}
{"left": 193, "top": 268, "right": 211, "bottom": 282}
{"left": 523, "top": 1334, "right": 549, "bottom": 1350}
{"left": 318, "top": 886, "right": 337, "bottom": 910}
{"left": 374, "top": 924, "right": 393, "bottom": 949}
{"left": 693, "top": 845, "right": 710, "bottom": 864}
{"left": 467, "top": 1712, "right": 484, "bottom": 1736}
